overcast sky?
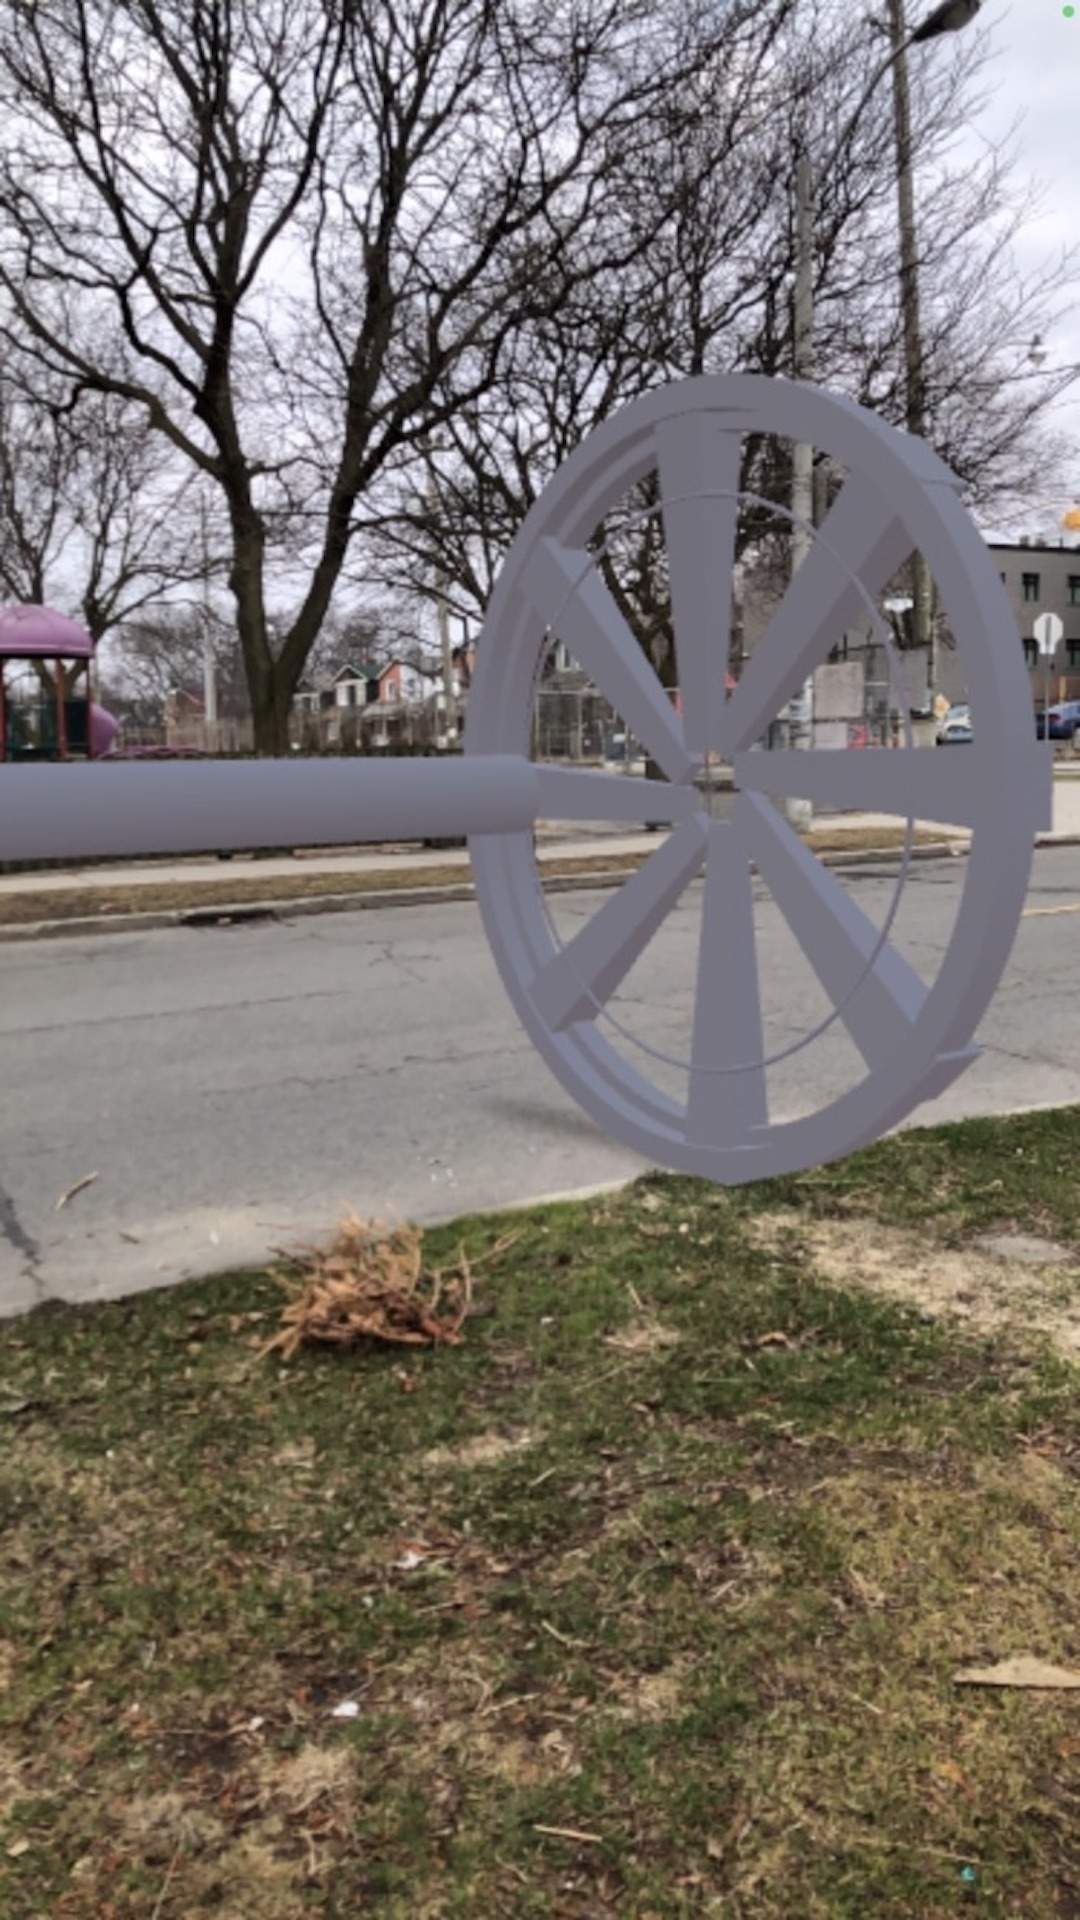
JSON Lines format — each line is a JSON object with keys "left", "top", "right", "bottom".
{"left": 946, "top": 0, "right": 1079, "bottom": 535}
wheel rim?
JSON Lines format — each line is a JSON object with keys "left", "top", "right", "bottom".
{"left": 466, "top": 376, "right": 1049, "bottom": 1184}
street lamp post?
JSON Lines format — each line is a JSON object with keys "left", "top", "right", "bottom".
{"left": 786, "top": 0, "right": 982, "bottom": 803}
{"left": 886, "top": 0, "right": 933, "bottom": 704}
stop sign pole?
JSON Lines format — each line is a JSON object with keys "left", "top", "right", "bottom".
{"left": 1034, "top": 612, "right": 1063, "bottom": 739}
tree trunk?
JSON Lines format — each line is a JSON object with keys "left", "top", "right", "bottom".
{"left": 246, "top": 664, "right": 294, "bottom": 756}
{"left": 226, "top": 493, "right": 285, "bottom": 754}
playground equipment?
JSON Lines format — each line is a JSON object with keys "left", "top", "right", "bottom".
{"left": 0, "top": 604, "right": 117, "bottom": 763}
{"left": 0, "top": 377, "right": 1052, "bottom": 1184}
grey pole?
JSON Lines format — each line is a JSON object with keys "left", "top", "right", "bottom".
{"left": 885, "top": 0, "right": 935, "bottom": 705}
{"left": 423, "top": 441, "right": 457, "bottom": 746}
{"left": 785, "top": 145, "right": 818, "bottom": 831}
{"left": 784, "top": 0, "right": 983, "bottom": 771}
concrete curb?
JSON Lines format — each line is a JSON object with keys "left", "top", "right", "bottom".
{"left": 0, "top": 837, "right": 984, "bottom": 943}
{"left": 4, "top": 833, "right": 1078, "bottom": 946}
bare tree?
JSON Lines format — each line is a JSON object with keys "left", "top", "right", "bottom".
{"left": 104, "top": 605, "right": 248, "bottom": 723}
{"left": 0, "top": 365, "right": 211, "bottom": 641}
{"left": 0, "top": 0, "right": 788, "bottom": 753}
{"left": 358, "top": 0, "right": 1079, "bottom": 663}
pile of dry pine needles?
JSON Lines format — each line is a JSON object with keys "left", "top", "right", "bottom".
{"left": 259, "top": 1211, "right": 521, "bottom": 1361}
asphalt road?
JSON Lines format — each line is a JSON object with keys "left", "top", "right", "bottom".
{"left": 3, "top": 844, "right": 1079, "bottom": 1316}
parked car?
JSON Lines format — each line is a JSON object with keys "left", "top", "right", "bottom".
{"left": 1036, "top": 700, "right": 1080, "bottom": 742}
{"left": 935, "top": 703, "right": 970, "bottom": 744}
{"left": 937, "top": 707, "right": 972, "bottom": 745}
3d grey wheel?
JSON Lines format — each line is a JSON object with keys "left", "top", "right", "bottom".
{"left": 466, "top": 375, "right": 1051, "bottom": 1184}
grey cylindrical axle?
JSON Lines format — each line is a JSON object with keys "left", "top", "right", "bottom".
{"left": 0, "top": 753, "right": 541, "bottom": 860}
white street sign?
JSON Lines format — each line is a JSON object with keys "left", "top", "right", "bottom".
{"left": 1034, "top": 612, "right": 1063, "bottom": 657}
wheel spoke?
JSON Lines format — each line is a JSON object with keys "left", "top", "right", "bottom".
{"left": 686, "top": 820, "right": 768, "bottom": 1148}
{"left": 740, "top": 793, "right": 926, "bottom": 1069}
{"left": 520, "top": 537, "right": 694, "bottom": 783}
{"left": 655, "top": 414, "right": 741, "bottom": 759}
{"left": 718, "top": 479, "right": 913, "bottom": 755}
{"left": 732, "top": 746, "right": 993, "bottom": 829}
{"left": 531, "top": 764, "right": 698, "bottom": 826}
{"left": 527, "top": 815, "right": 708, "bottom": 1032}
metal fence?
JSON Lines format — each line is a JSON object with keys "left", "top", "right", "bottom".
{"left": 528, "top": 676, "right": 903, "bottom": 765}
{"left": 105, "top": 663, "right": 912, "bottom": 764}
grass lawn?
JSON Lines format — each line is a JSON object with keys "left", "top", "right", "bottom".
{"left": 0, "top": 827, "right": 952, "bottom": 927}
{"left": 1, "top": 1107, "right": 1078, "bottom": 1918}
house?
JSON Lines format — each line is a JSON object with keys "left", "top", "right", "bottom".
{"left": 163, "top": 679, "right": 252, "bottom": 750}
{"left": 371, "top": 658, "right": 439, "bottom": 706}
{"left": 164, "top": 684, "right": 206, "bottom": 727}
{"left": 331, "top": 660, "right": 379, "bottom": 710}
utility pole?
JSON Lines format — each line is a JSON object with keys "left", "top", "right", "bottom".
{"left": 786, "top": 143, "right": 817, "bottom": 829}
{"left": 886, "top": 0, "right": 935, "bottom": 704}
{"left": 776, "top": 3, "right": 980, "bottom": 785}
{"left": 422, "top": 443, "right": 456, "bottom": 747}
{"left": 435, "top": 565, "right": 454, "bottom": 745}
{"left": 199, "top": 493, "right": 218, "bottom": 746}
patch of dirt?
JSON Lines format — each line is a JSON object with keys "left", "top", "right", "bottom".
{"left": 603, "top": 1319, "right": 682, "bottom": 1356}
{"left": 973, "top": 1232, "right": 1076, "bottom": 1267}
{"left": 745, "top": 1213, "right": 1080, "bottom": 1354}
{"left": 0, "top": 1744, "right": 32, "bottom": 1821}
{"left": 421, "top": 1428, "right": 540, "bottom": 1469}
{"left": 204, "top": 1827, "right": 310, "bottom": 1918}
{"left": 254, "top": 1742, "right": 355, "bottom": 1818}
{"left": 116, "top": 1788, "right": 226, "bottom": 1860}
{"left": 609, "top": 1661, "right": 689, "bottom": 1723}
{"left": 477, "top": 1725, "right": 581, "bottom": 1783}
{"left": 428, "top": 1716, "right": 581, "bottom": 1784}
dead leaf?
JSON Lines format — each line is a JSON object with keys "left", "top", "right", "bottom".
{"left": 932, "top": 1758, "right": 972, "bottom": 1795}
{"left": 0, "top": 1394, "right": 37, "bottom": 1418}
{"left": 271, "top": 1438, "right": 316, "bottom": 1469}
{"left": 56, "top": 1171, "right": 99, "bottom": 1211}
{"left": 953, "top": 1656, "right": 1080, "bottom": 1690}
{"left": 258, "top": 1212, "right": 521, "bottom": 1360}
{"left": 602, "top": 1321, "right": 681, "bottom": 1355}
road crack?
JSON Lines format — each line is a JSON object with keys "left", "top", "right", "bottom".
{"left": 0, "top": 1179, "right": 46, "bottom": 1303}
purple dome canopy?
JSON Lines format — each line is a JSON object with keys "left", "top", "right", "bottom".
{"left": 0, "top": 604, "right": 95, "bottom": 659}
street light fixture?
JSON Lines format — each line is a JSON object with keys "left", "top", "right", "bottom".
{"left": 909, "top": 0, "right": 983, "bottom": 43}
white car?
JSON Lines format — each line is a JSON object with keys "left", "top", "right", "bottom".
{"left": 936, "top": 703, "right": 972, "bottom": 745}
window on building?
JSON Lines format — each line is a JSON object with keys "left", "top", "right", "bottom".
{"left": 1022, "top": 573, "right": 1040, "bottom": 603}
{"left": 1068, "top": 641, "right": 1080, "bottom": 669}
{"left": 1069, "top": 576, "right": 1080, "bottom": 607}
{"left": 1023, "top": 638, "right": 1037, "bottom": 667}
